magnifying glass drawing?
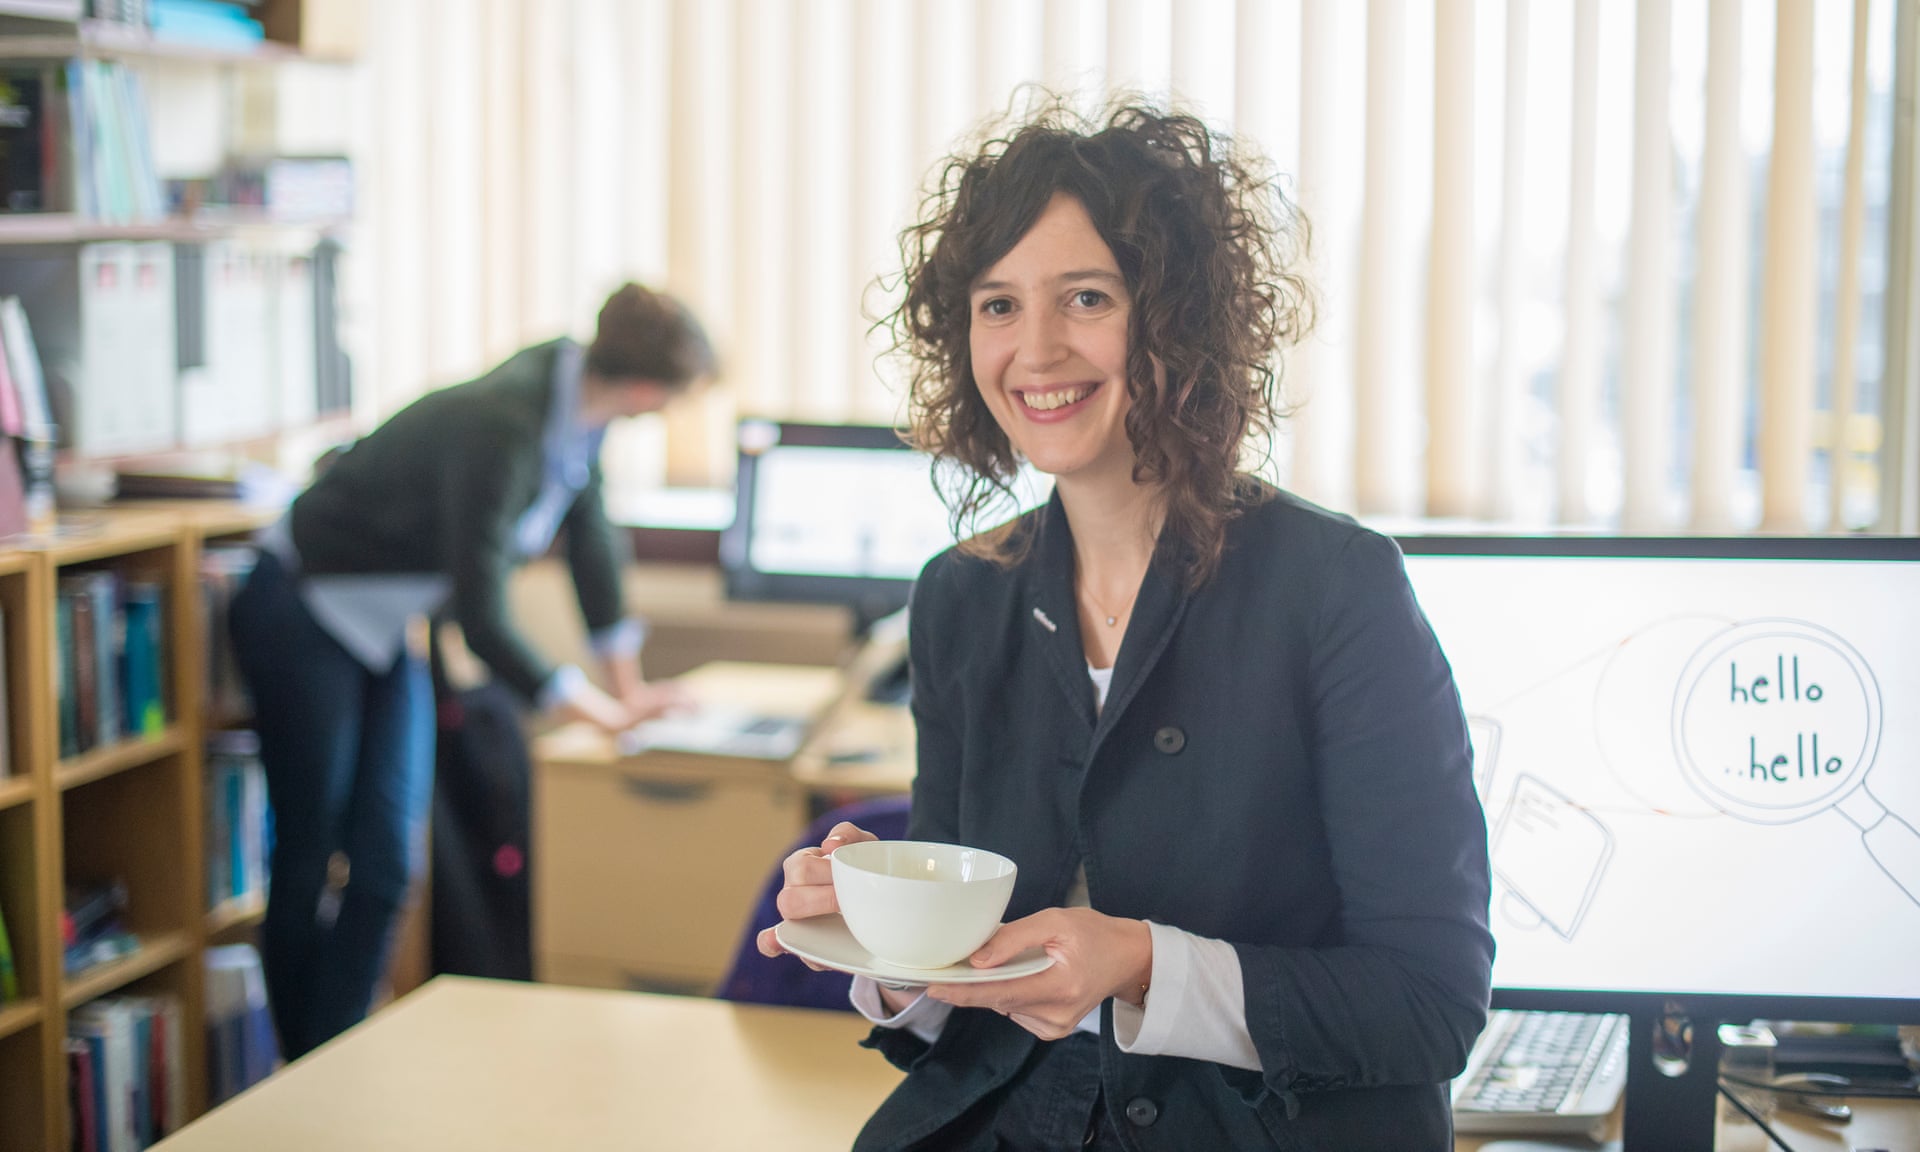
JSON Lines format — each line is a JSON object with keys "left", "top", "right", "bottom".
{"left": 1672, "top": 619, "right": 1920, "bottom": 906}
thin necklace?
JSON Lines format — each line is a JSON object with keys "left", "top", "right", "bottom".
{"left": 1078, "top": 573, "right": 1138, "bottom": 628}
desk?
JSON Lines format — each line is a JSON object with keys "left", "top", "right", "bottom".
{"left": 152, "top": 977, "right": 904, "bottom": 1152}
{"left": 1451, "top": 1095, "right": 1920, "bottom": 1151}
{"left": 156, "top": 977, "right": 1918, "bottom": 1152}
{"left": 533, "top": 661, "right": 900, "bottom": 994}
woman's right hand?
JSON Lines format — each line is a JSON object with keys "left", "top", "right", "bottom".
{"left": 754, "top": 821, "right": 878, "bottom": 964}
{"left": 558, "top": 682, "right": 643, "bottom": 734}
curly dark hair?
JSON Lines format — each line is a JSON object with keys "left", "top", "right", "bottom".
{"left": 888, "top": 95, "right": 1314, "bottom": 589}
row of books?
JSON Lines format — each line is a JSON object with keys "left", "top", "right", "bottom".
{"left": 86, "top": 0, "right": 153, "bottom": 28}
{"left": 56, "top": 570, "right": 167, "bottom": 759}
{"left": 206, "top": 943, "right": 277, "bottom": 1106}
{"left": 0, "top": 60, "right": 163, "bottom": 223}
{"left": 205, "top": 731, "right": 270, "bottom": 910}
{"left": 149, "top": 0, "right": 267, "bottom": 49}
{"left": 199, "top": 545, "right": 253, "bottom": 723}
{"left": 0, "top": 238, "right": 353, "bottom": 459}
{"left": 67, "top": 993, "right": 186, "bottom": 1152}
{"left": 63, "top": 876, "right": 137, "bottom": 976}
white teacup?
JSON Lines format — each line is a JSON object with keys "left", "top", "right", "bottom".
{"left": 830, "top": 840, "right": 1018, "bottom": 969}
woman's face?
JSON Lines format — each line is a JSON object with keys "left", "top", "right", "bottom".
{"left": 968, "top": 192, "right": 1136, "bottom": 487}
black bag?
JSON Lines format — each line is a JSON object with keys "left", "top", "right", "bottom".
{"left": 428, "top": 637, "right": 534, "bottom": 982}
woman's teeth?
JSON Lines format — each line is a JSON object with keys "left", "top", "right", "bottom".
{"left": 1023, "top": 386, "right": 1091, "bottom": 411}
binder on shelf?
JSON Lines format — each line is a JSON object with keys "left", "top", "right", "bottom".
{"left": 178, "top": 238, "right": 275, "bottom": 446}
{"left": 312, "top": 235, "right": 350, "bottom": 415}
{"left": 275, "top": 249, "right": 316, "bottom": 428}
{"left": 0, "top": 246, "right": 180, "bottom": 456}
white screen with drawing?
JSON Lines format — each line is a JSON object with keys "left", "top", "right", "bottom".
{"left": 1402, "top": 551, "right": 1920, "bottom": 1004}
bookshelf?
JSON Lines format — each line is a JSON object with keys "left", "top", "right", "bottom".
{"left": 0, "top": 211, "right": 351, "bottom": 246}
{"left": 0, "top": 503, "right": 275, "bottom": 1152}
{"left": 0, "top": 19, "right": 350, "bottom": 65}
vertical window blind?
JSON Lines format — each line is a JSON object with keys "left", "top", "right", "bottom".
{"left": 350, "top": 0, "right": 1911, "bottom": 533}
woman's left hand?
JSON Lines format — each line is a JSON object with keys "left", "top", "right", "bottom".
{"left": 925, "top": 908, "right": 1153, "bottom": 1041}
{"left": 621, "top": 681, "right": 694, "bottom": 724}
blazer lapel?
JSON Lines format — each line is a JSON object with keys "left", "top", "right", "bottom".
{"left": 1028, "top": 494, "right": 1099, "bottom": 734}
{"left": 1090, "top": 534, "right": 1190, "bottom": 754}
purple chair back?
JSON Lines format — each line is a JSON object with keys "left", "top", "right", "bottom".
{"left": 715, "top": 793, "right": 912, "bottom": 1011}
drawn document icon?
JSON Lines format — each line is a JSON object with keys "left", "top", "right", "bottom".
{"left": 1491, "top": 774, "right": 1615, "bottom": 940}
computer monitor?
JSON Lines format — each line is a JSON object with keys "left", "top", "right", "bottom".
{"left": 719, "top": 420, "right": 1046, "bottom": 627}
{"left": 1398, "top": 535, "right": 1920, "bottom": 1150}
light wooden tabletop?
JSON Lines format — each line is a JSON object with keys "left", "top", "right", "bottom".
{"left": 153, "top": 977, "right": 904, "bottom": 1152}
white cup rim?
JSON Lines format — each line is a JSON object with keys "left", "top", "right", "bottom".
{"left": 830, "top": 839, "right": 1017, "bottom": 882}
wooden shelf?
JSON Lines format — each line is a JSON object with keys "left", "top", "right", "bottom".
{"left": 0, "top": 997, "right": 41, "bottom": 1041}
{"left": 114, "top": 500, "right": 281, "bottom": 541}
{"left": 0, "top": 0, "right": 80, "bottom": 21}
{"left": 54, "top": 728, "right": 184, "bottom": 791}
{"left": 0, "top": 775, "right": 30, "bottom": 811}
{"left": 0, "top": 19, "right": 354, "bottom": 65}
{"left": 26, "top": 511, "right": 180, "bottom": 565}
{"left": 206, "top": 892, "right": 265, "bottom": 938}
{"left": 0, "top": 211, "right": 352, "bottom": 247}
{"left": 60, "top": 931, "right": 190, "bottom": 1008}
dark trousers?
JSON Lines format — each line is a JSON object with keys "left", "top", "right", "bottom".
{"left": 228, "top": 550, "right": 434, "bottom": 1059}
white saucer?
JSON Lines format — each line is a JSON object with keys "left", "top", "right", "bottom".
{"left": 774, "top": 914, "right": 1054, "bottom": 984}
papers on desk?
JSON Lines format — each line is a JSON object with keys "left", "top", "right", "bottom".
{"left": 617, "top": 706, "right": 810, "bottom": 761}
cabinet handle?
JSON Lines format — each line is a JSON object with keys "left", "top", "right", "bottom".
{"left": 619, "top": 775, "right": 714, "bottom": 804}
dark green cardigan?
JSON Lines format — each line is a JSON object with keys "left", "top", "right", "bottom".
{"left": 288, "top": 340, "right": 629, "bottom": 700}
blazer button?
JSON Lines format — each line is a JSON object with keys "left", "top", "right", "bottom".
{"left": 1153, "top": 726, "right": 1185, "bottom": 755}
{"left": 1124, "top": 1097, "right": 1159, "bottom": 1127}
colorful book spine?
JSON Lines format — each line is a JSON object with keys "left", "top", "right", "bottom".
{"left": 65, "top": 1037, "right": 99, "bottom": 1152}
{"left": 55, "top": 590, "right": 76, "bottom": 757}
{"left": 85, "top": 570, "right": 120, "bottom": 747}
{"left": 0, "top": 894, "right": 18, "bottom": 1002}
{"left": 121, "top": 582, "right": 164, "bottom": 737}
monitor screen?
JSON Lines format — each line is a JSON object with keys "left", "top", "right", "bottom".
{"left": 1399, "top": 538, "right": 1920, "bottom": 1017}
{"left": 720, "top": 420, "right": 1047, "bottom": 621}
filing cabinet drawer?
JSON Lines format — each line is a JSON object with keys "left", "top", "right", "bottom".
{"left": 533, "top": 759, "right": 806, "bottom": 990}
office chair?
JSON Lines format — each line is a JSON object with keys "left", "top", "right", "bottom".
{"left": 716, "top": 793, "right": 911, "bottom": 1011}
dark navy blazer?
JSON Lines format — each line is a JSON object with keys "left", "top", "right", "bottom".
{"left": 855, "top": 486, "right": 1495, "bottom": 1152}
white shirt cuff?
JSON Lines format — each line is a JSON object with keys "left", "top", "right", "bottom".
{"left": 587, "top": 617, "right": 646, "bottom": 662}
{"left": 1111, "top": 921, "right": 1262, "bottom": 1071}
{"left": 849, "top": 975, "right": 952, "bottom": 1047}
{"left": 537, "top": 663, "right": 591, "bottom": 712}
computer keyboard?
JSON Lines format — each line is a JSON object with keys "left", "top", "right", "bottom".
{"left": 1451, "top": 1009, "right": 1630, "bottom": 1136}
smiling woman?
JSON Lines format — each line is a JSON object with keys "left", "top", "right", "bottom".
{"left": 758, "top": 97, "right": 1495, "bottom": 1152}
{"left": 893, "top": 101, "right": 1314, "bottom": 587}
{"left": 966, "top": 194, "right": 1137, "bottom": 485}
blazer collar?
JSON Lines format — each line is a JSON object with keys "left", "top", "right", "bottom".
{"left": 1027, "top": 489, "right": 1192, "bottom": 752}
